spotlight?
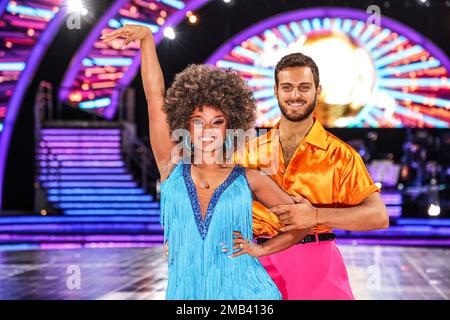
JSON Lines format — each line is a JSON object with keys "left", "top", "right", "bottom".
{"left": 67, "top": 0, "right": 83, "bottom": 13}
{"left": 67, "top": 0, "right": 88, "bottom": 15}
{"left": 164, "top": 27, "right": 175, "bottom": 40}
{"left": 223, "top": 0, "right": 232, "bottom": 3}
{"left": 188, "top": 14, "right": 198, "bottom": 24}
{"left": 428, "top": 204, "right": 440, "bottom": 217}
{"left": 186, "top": 11, "right": 198, "bottom": 24}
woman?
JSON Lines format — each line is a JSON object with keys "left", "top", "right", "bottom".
{"left": 101, "top": 25, "right": 309, "bottom": 300}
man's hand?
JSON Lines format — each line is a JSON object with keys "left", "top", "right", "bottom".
{"left": 269, "top": 194, "right": 318, "bottom": 232}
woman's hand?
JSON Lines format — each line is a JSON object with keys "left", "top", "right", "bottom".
{"left": 226, "top": 231, "right": 267, "bottom": 258}
{"left": 100, "top": 24, "right": 152, "bottom": 49}
{"left": 164, "top": 241, "right": 168, "bottom": 257}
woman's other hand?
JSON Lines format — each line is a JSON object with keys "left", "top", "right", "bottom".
{"left": 228, "top": 231, "right": 267, "bottom": 258}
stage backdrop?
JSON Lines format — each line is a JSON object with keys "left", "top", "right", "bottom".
{"left": 206, "top": 7, "right": 450, "bottom": 129}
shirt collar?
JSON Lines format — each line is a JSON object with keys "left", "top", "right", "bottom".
{"left": 269, "top": 118, "right": 327, "bottom": 151}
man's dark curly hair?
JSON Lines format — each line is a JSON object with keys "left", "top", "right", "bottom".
{"left": 275, "top": 53, "right": 320, "bottom": 88}
{"left": 164, "top": 64, "right": 256, "bottom": 133}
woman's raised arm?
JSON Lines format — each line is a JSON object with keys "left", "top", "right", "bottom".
{"left": 101, "top": 25, "right": 175, "bottom": 180}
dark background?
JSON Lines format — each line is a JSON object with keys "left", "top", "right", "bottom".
{"left": 3, "top": 0, "right": 450, "bottom": 211}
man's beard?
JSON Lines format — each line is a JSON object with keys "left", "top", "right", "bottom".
{"left": 278, "top": 95, "right": 317, "bottom": 122}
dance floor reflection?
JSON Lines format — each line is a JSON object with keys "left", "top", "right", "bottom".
{"left": 0, "top": 245, "right": 449, "bottom": 300}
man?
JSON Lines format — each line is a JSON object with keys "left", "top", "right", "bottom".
{"left": 237, "top": 53, "right": 389, "bottom": 300}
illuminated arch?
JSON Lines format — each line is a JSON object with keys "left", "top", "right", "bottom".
{"left": 0, "top": 0, "right": 67, "bottom": 208}
{"left": 59, "top": 0, "right": 210, "bottom": 119}
{"left": 207, "top": 7, "right": 450, "bottom": 128}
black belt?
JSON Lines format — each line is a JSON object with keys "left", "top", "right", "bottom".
{"left": 257, "top": 232, "right": 336, "bottom": 245}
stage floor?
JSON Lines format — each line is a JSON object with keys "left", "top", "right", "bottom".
{"left": 0, "top": 245, "right": 449, "bottom": 300}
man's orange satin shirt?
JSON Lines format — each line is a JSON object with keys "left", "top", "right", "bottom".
{"left": 235, "top": 119, "right": 380, "bottom": 237}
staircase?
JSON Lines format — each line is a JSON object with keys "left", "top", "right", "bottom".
{"left": 0, "top": 126, "right": 164, "bottom": 251}
{"left": 38, "top": 127, "right": 160, "bottom": 216}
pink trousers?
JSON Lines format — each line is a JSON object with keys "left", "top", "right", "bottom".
{"left": 258, "top": 240, "right": 355, "bottom": 300}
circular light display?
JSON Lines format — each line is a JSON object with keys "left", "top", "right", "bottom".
{"left": 207, "top": 8, "right": 450, "bottom": 128}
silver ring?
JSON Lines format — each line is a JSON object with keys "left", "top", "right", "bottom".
{"left": 239, "top": 243, "right": 243, "bottom": 249}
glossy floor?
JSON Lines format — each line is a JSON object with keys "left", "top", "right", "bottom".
{"left": 0, "top": 245, "right": 449, "bottom": 300}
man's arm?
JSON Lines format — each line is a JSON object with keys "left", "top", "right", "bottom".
{"left": 229, "top": 169, "right": 310, "bottom": 258}
{"left": 318, "top": 192, "right": 388, "bottom": 231}
{"left": 271, "top": 192, "right": 389, "bottom": 232}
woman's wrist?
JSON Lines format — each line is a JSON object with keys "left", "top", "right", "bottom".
{"left": 258, "top": 242, "right": 271, "bottom": 257}
{"left": 140, "top": 27, "right": 154, "bottom": 42}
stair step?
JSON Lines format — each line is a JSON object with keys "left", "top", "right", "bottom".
{"left": 39, "top": 160, "right": 125, "bottom": 167}
{"left": 43, "top": 181, "right": 137, "bottom": 188}
{"left": 41, "top": 129, "right": 120, "bottom": 135}
{"left": 0, "top": 233, "right": 164, "bottom": 244}
{"left": 0, "top": 242, "right": 163, "bottom": 251}
{"left": 39, "top": 142, "right": 120, "bottom": 148}
{"left": 36, "top": 126, "right": 160, "bottom": 222}
{"left": 0, "top": 224, "right": 163, "bottom": 233}
{"left": 39, "top": 174, "right": 134, "bottom": 181}
{"left": 55, "top": 202, "right": 159, "bottom": 209}
{"left": 0, "top": 216, "right": 160, "bottom": 224}
{"left": 38, "top": 148, "right": 121, "bottom": 155}
{"left": 41, "top": 136, "right": 120, "bottom": 141}
{"left": 40, "top": 168, "right": 128, "bottom": 174}
{"left": 48, "top": 195, "right": 154, "bottom": 202}
{"left": 64, "top": 209, "right": 160, "bottom": 215}
{"left": 37, "top": 154, "right": 123, "bottom": 161}
{"left": 47, "top": 188, "right": 146, "bottom": 195}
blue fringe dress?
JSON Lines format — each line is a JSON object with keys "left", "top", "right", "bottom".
{"left": 160, "top": 162, "right": 281, "bottom": 300}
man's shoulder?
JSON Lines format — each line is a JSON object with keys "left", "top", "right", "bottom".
{"left": 322, "top": 129, "right": 362, "bottom": 165}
